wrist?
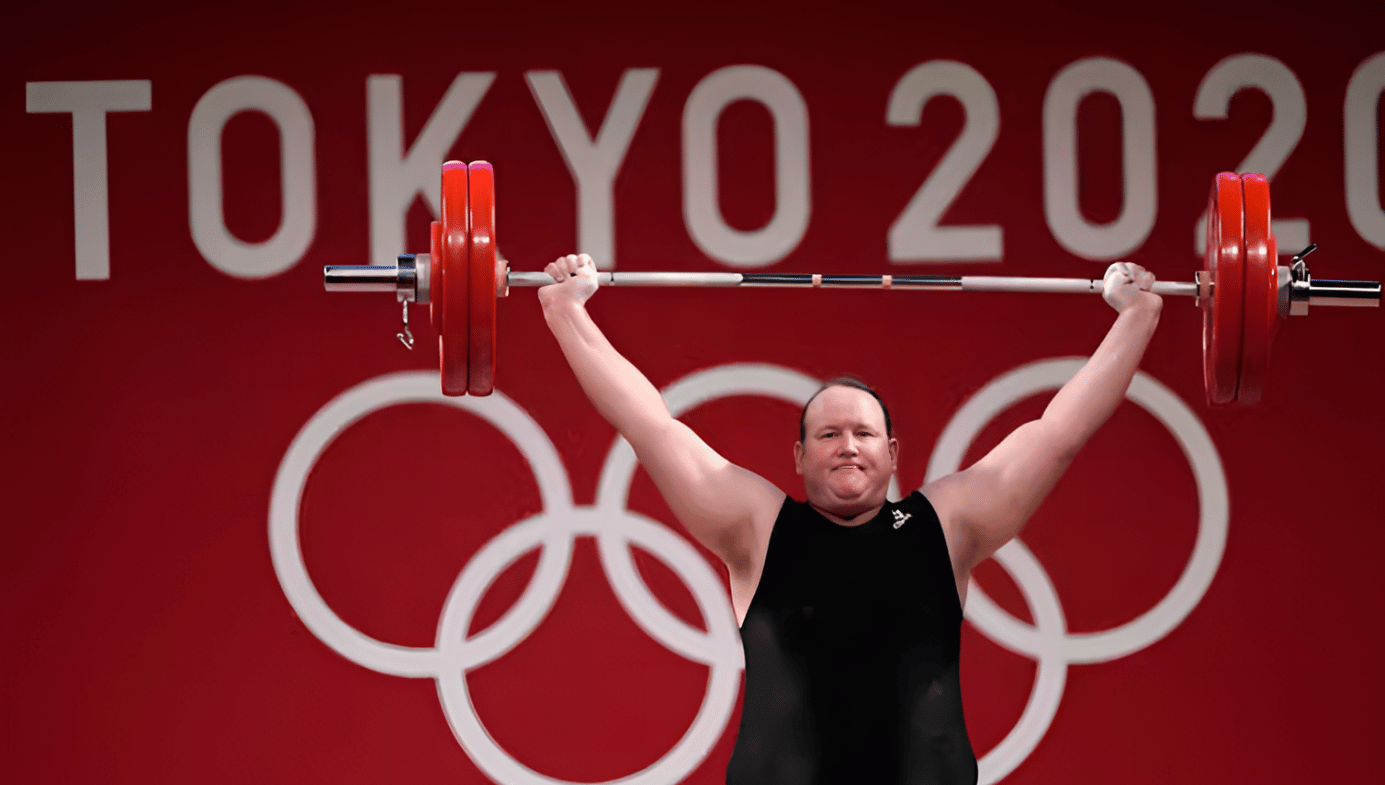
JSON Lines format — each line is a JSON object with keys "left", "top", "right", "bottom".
{"left": 1122, "top": 293, "right": 1162, "bottom": 318}
{"left": 539, "top": 287, "right": 583, "bottom": 317}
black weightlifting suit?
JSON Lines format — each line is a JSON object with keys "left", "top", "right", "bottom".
{"left": 726, "top": 491, "right": 978, "bottom": 785}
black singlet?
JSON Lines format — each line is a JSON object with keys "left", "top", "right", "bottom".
{"left": 726, "top": 491, "right": 978, "bottom": 785}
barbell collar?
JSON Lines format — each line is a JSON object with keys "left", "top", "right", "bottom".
{"left": 394, "top": 255, "right": 417, "bottom": 303}
{"left": 412, "top": 253, "right": 431, "bottom": 304}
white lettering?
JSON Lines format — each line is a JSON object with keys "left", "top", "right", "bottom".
{"left": 367, "top": 73, "right": 495, "bottom": 266}
{"left": 886, "top": 61, "right": 1002, "bottom": 263}
{"left": 1193, "top": 54, "right": 1308, "bottom": 255}
{"left": 187, "top": 76, "right": 316, "bottom": 279}
{"left": 682, "top": 65, "right": 810, "bottom": 268}
{"left": 1043, "top": 58, "right": 1157, "bottom": 261}
{"left": 26, "top": 80, "right": 152, "bottom": 280}
{"left": 1345, "top": 51, "right": 1385, "bottom": 250}
{"left": 527, "top": 69, "right": 658, "bottom": 270}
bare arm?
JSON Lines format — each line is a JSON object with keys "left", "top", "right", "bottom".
{"left": 538, "top": 255, "right": 784, "bottom": 582}
{"left": 925, "top": 263, "right": 1163, "bottom": 579}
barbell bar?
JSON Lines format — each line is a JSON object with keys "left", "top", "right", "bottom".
{"left": 324, "top": 162, "right": 1380, "bottom": 405}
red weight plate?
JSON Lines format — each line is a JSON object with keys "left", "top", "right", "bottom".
{"left": 440, "top": 161, "right": 470, "bottom": 396}
{"left": 467, "top": 161, "right": 497, "bottom": 396}
{"left": 1262, "top": 230, "right": 1280, "bottom": 383}
{"left": 429, "top": 220, "right": 443, "bottom": 335}
{"left": 1203, "top": 172, "right": 1245, "bottom": 407}
{"left": 1237, "top": 173, "right": 1276, "bottom": 405}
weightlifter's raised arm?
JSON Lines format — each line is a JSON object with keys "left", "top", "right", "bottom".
{"left": 925, "top": 262, "right": 1164, "bottom": 589}
{"left": 539, "top": 254, "right": 784, "bottom": 608}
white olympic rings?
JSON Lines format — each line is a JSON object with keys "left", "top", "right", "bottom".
{"left": 269, "top": 359, "right": 1226, "bottom": 785}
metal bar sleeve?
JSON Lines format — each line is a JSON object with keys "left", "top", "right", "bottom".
{"left": 1308, "top": 279, "right": 1381, "bottom": 307}
{"left": 324, "top": 265, "right": 397, "bottom": 292}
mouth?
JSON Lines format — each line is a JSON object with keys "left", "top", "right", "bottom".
{"left": 832, "top": 465, "right": 863, "bottom": 471}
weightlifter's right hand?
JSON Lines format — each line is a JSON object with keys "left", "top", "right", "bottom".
{"left": 538, "top": 253, "right": 600, "bottom": 308}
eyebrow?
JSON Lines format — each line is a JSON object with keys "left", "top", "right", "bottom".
{"left": 815, "top": 422, "right": 878, "bottom": 433}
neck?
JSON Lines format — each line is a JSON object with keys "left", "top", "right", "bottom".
{"left": 808, "top": 500, "right": 884, "bottom": 527}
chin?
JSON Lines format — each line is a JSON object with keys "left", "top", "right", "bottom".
{"left": 830, "top": 473, "right": 873, "bottom": 491}
{"left": 827, "top": 482, "right": 881, "bottom": 505}
{"left": 808, "top": 475, "right": 883, "bottom": 506}
{"left": 819, "top": 484, "right": 875, "bottom": 509}
{"left": 822, "top": 480, "right": 861, "bottom": 497}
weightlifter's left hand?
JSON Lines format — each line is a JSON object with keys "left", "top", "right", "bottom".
{"left": 1103, "top": 262, "right": 1162, "bottom": 314}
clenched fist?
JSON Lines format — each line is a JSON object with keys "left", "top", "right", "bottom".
{"left": 537, "top": 253, "right": 600, "bottom": 309}
{"left": 1102, "top": 262, "right": 1162, "bottom": 314}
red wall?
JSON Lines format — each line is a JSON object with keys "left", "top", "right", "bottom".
{"left": 4, "top": 1, "right": 1383, "bottom": 783}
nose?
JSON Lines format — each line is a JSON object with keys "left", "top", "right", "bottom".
{"left": 839, "top": 434, "right": 860, "bottom": 455}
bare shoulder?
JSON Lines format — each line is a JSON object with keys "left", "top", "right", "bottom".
{"left": 919, "top": 472, "right": 981, "bottom": 582}
{"left": 635, "top": 420, "right": 785, "bottom": 570}
{"left": 715, "top": 463, "right": 787, "bottom": 571}
{"left": 719, "top": 469, "right": 786, "bottom": 624}
{"left": 920, "top": 471, "right": 972, "bottom": 532}
{"left": 920, "top": 418, "right": 1075, "bottom": 578}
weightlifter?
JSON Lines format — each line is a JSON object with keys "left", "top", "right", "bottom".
{"left": 539, "top": 252, "right": 1162, "bottom": 785}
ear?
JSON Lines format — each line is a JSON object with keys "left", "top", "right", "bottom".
{"left": 888, "top": 437, "right": 900, "bottom": 472}
{"left": 793, "top": 441, "right": 805, "bottom": 475}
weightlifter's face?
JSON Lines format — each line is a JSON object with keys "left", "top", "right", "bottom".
{"left": 794, "top": 386, "right": 899, "bottom": 519}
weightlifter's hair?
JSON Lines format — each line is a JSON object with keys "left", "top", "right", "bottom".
{"left": 799, "top": 377, "right": 893, "bottom": 442}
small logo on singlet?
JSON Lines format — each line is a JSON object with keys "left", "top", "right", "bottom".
{"left": 892, "top": 510, "right": 912, "bottom": 529}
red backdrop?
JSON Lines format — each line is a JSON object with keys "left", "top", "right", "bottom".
{"left": 4, "top": 1, "right": 1383, "bottom": 783}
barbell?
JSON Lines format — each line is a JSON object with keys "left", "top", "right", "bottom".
{"left": 324, "top": 161, "right": 1380, "bottom": 406}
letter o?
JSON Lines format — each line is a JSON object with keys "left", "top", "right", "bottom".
{"left": 188, "top": 76, "right": 317, "bottom": 279}
{"left": 682, "top": 65, "right": 810, "bottom": 268}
